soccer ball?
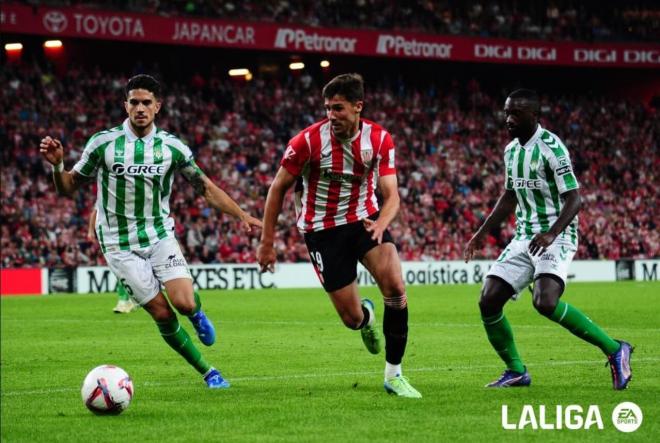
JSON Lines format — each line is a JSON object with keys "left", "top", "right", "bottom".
{"left": 81, "top": 365, "right": 134, "bottom": 415}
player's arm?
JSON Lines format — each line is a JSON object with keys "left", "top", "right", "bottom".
{"left": 464, "top": 190, "right": 517, "bottom": 262}
{"left": 87, "top": 208, "right": 98, "bottom": 241}
{"left": 39, "top": 136, "right": 88, "bottom": 197}
{"left": 257, "top": 167, "right": 298, "bottom": 272}
{"left": 180, "top": 162, "right": 262, "bottom": 232}
{"left": 364, "top": 174, "right": 400, "bottom": 244}
{"left": 529, "top": 189, "right": 580, "bottom": 256}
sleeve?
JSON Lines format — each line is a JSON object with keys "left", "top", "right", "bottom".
{"left": 377, "top": 131, "right": 396, "bottom": 176}
{"left": 173, "top": 140, "right": 196, "bottom": 169}
{"left": 504, "top": 149, "right": 514, "bottom": 190}
{"left": 73, "top": 136, "right": 105, "bottom": 177}
{"left": 280, "top": 132, "right": 310, "bottom": 176}
{"left": 547, "top": 142, "right": 579, "bottom": 194}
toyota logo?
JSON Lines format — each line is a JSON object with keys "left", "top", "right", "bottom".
{"left": 43, "top": 11, "right": 68, "bottom": 33}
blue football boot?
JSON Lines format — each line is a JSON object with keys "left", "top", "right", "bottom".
{"left": 486, "top": 367, "right": 531, "bottom": 387}
{"left": 189, "top": 310, "right": 216, "bottom": 346}
{"left": 204, "top": 368, "right": 230, "bottom": 389}
{"left": 607, "top": 340, "right": 633, "bottom": 390}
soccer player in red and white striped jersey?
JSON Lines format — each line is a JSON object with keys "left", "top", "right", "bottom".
{"left": 258, "top": 74, "right": 421, "bottom": 398}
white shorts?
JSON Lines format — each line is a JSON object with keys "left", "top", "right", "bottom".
{"left": 104, "top": 237, "right": 192, "bottom": 306}
{"left": 486, "top": 238, "right": 576, "bottom": 298}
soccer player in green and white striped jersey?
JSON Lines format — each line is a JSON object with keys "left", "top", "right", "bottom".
{"left": 464, "top": 89, "right": 632, "bottom": 390}
{"left": 40, "top": 74, "right": 262, "bottom": 389}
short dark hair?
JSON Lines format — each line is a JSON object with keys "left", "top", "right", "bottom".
{"left": 322, "top": 73, "right": 364, "bottom": 102}
{"left": 508, "top": 88, "right": 539, "bottom": 102}
{"left": 125, "top": 74, "right": 162, "bottom": 99}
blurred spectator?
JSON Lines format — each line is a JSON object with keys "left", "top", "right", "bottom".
{"left": 1, "top": 62, "right": 657, "bottom": 268}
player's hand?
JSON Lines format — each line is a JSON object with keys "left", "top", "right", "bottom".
{"left": 256, "top": 242, "right": 276, "bottom": 273}
{"left": 363, "top": 218, "right": 386, "bottom": 244}
{"left": 529, "top": 232, "right": 556, "bottom": 256}
{"left": 239, "top": 213, "right": 263, "bottom": 233}
{"left": 464, "top": 232, "right": 485, "bottom": 263}
{"left": 39, "top": 136, "right": 64, "bottom": 165}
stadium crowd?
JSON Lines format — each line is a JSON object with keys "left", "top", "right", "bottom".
{"left": 1, "top": 63, "right": 658, "bottom": 268}
{"left": 19, "top": 0, "right": 660, "bottom": 42}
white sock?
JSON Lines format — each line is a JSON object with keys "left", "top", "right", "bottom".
{"left": 385, "top": 362, "right": 402, "bottom": 380}
{"left": 364, "top": 302, "right": 375, "bottom": 327}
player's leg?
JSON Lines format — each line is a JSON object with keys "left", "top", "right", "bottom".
{"left": 361, "top": 242, "right": 420, "bottom": 398}
{"left": 105, "top": 249, "right": 225, "bottom": 388}
{"left": 113, "top": 280, "right": 138, "bottom": 314}
{"left": 533, "top": 241, "right": 632, "bottom": 389}
{"left": 151, "top": 238, "right": 216, "bottom": 346}
{"left": 481, "top": 241, "right": 533, "bottom": 387}
{"left": 304, "top": 225, "right": 381, "bottom": 354}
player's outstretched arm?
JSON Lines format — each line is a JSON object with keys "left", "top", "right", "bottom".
{"left": 39, "top": 136, "right": 84, "bottom": 197}
{"left": 182, "top": 164, "right": 262, "bottom": 232}
{"left": 257, "top": 167, "right": 297, "bottom": 272}
{"left": 464, "top": 190, "right": 517, "bottom": 262}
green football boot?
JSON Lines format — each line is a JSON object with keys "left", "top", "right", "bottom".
{"left": 360, "top": 299, "right": 381, "bottom": 355}
{"left": 384, "top": 375, "right": 422, "bottom": 398}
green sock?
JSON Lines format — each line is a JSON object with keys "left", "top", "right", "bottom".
{"left": 549, "top": 300, "right": 620, "bottom": 355}
{"left": 191, "top": 291, "right": 202, "bottom": 315}
{"left": 116, "top": 282, "right": 129, "bottom": 301}
{"left": 482, "top": 312, "right": 525, "bottom": 373}
{"left": 157, "top": 318, "right": 211, "bottom": 375}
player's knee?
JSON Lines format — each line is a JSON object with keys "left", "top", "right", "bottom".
{"left": 339, "top": 310, "right": 363, "bottom": 330}
{"left": 478, "top": 288, "right": 499, "bottom": 316}
{"left": 532, "top": 292, "right": 558, "bottom": 317}
{"left": 171, "top": 293, "right": 196, "bottom": 316}
{"left": 148, "top": 304, "right": 175, "bottom": 322}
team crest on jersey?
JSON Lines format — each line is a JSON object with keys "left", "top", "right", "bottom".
{"left": 360, "top": 148, "right": 373, "bottom": 163}
{"left": 154, "top": 150, "right": 163, "bottom": 161}
{"left": 284, "top": 145, "right": 296, "bottom": 160}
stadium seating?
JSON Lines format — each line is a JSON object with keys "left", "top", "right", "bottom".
{"left": 19, "top": 0, "right": 659, "bottom": 42}
{"left": 0, "top": 63, "right": 657, "bottom": 267}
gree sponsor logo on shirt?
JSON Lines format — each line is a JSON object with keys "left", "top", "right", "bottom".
{"left": 512, "top": 178, "right": 543, "bottom": 189}
{"left": 111, "top": 163, "right": 167, "bottom": 176}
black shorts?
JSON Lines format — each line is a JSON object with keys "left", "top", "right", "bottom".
{"left": 303, "top": 213, "right": 395, "bottom": 292}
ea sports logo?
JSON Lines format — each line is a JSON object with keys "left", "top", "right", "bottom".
{"left": 612, "top": 402, "right": 642, "bottom": 432}
{"left": 43, "top": 11, "right": 68, "bottom": 33}
{"left": 112, "top": 162, "right": 126, "bottom": 175}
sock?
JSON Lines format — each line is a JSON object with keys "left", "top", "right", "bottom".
{"left": 383, "top": 305, "right": 408, "bottom": 365}
{"left": 385, "top": 362, "right": 401, "bottom": 380}
{"left": 191, "top": 291, "right": 202, "bottom": 315}
{"left": 156, "top": 317, "right": 211, "bottom": 375}
{"left": 549, "top": 300, "right": 620, "bottom": 355}
{"left": 357, "top": 304, "right": 373, "bottom": 329}
{"left": 116, "top": 282, "right": 129, "bottom": 301}
{"left": 482, "top": 311, "right": 525, "bottom": 373}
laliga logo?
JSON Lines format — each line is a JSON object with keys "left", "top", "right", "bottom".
{"left": 502, "top": 402, "right": 643, "bottom": 432}
{"left": 43, "top": 10, "right": 68, "bottom": 33}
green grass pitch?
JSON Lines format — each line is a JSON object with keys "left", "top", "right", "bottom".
{"left": 2, "top": 282, "right": 659, "bottom": 442}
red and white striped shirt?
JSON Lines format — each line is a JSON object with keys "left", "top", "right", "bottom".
{"left": 281, "top": 118, "right": 396, "bottom": 232}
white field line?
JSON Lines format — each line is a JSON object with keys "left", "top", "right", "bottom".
{"left": 3, "top": 357, "right": 659, "bottom": 397}
{"left": 1, "top": 318, "right": 659, "bottom": 333}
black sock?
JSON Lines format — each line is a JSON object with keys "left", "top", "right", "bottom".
{"left": 383, "top": 305, "right": 408, "bottom": 365}
{"left": 357, "top": 304, "right": 370, "bottom": 329}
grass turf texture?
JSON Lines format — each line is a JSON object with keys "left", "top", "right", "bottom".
{"left": 2, "top": 281, "right": 658, "bottom": 442}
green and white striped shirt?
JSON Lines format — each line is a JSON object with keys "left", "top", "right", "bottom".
{"left": 504, "top": 125, "right": 579, "bottom": 245}
{"left": 74, "top": 120, "right": 195, "bottom": 252}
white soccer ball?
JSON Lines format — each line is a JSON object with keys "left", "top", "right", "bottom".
{"left": 81, "top": 365, "right": 134, "bottom": 415}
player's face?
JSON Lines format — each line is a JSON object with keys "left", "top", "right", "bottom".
{"left": 125, "top": 89, "right": 161, "bottom": 133}
{"left": 504, "top": 98, "right": 536, "bottom": 139}
{"left": 325, "top": 95, "right": 363, "bottom": 139}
